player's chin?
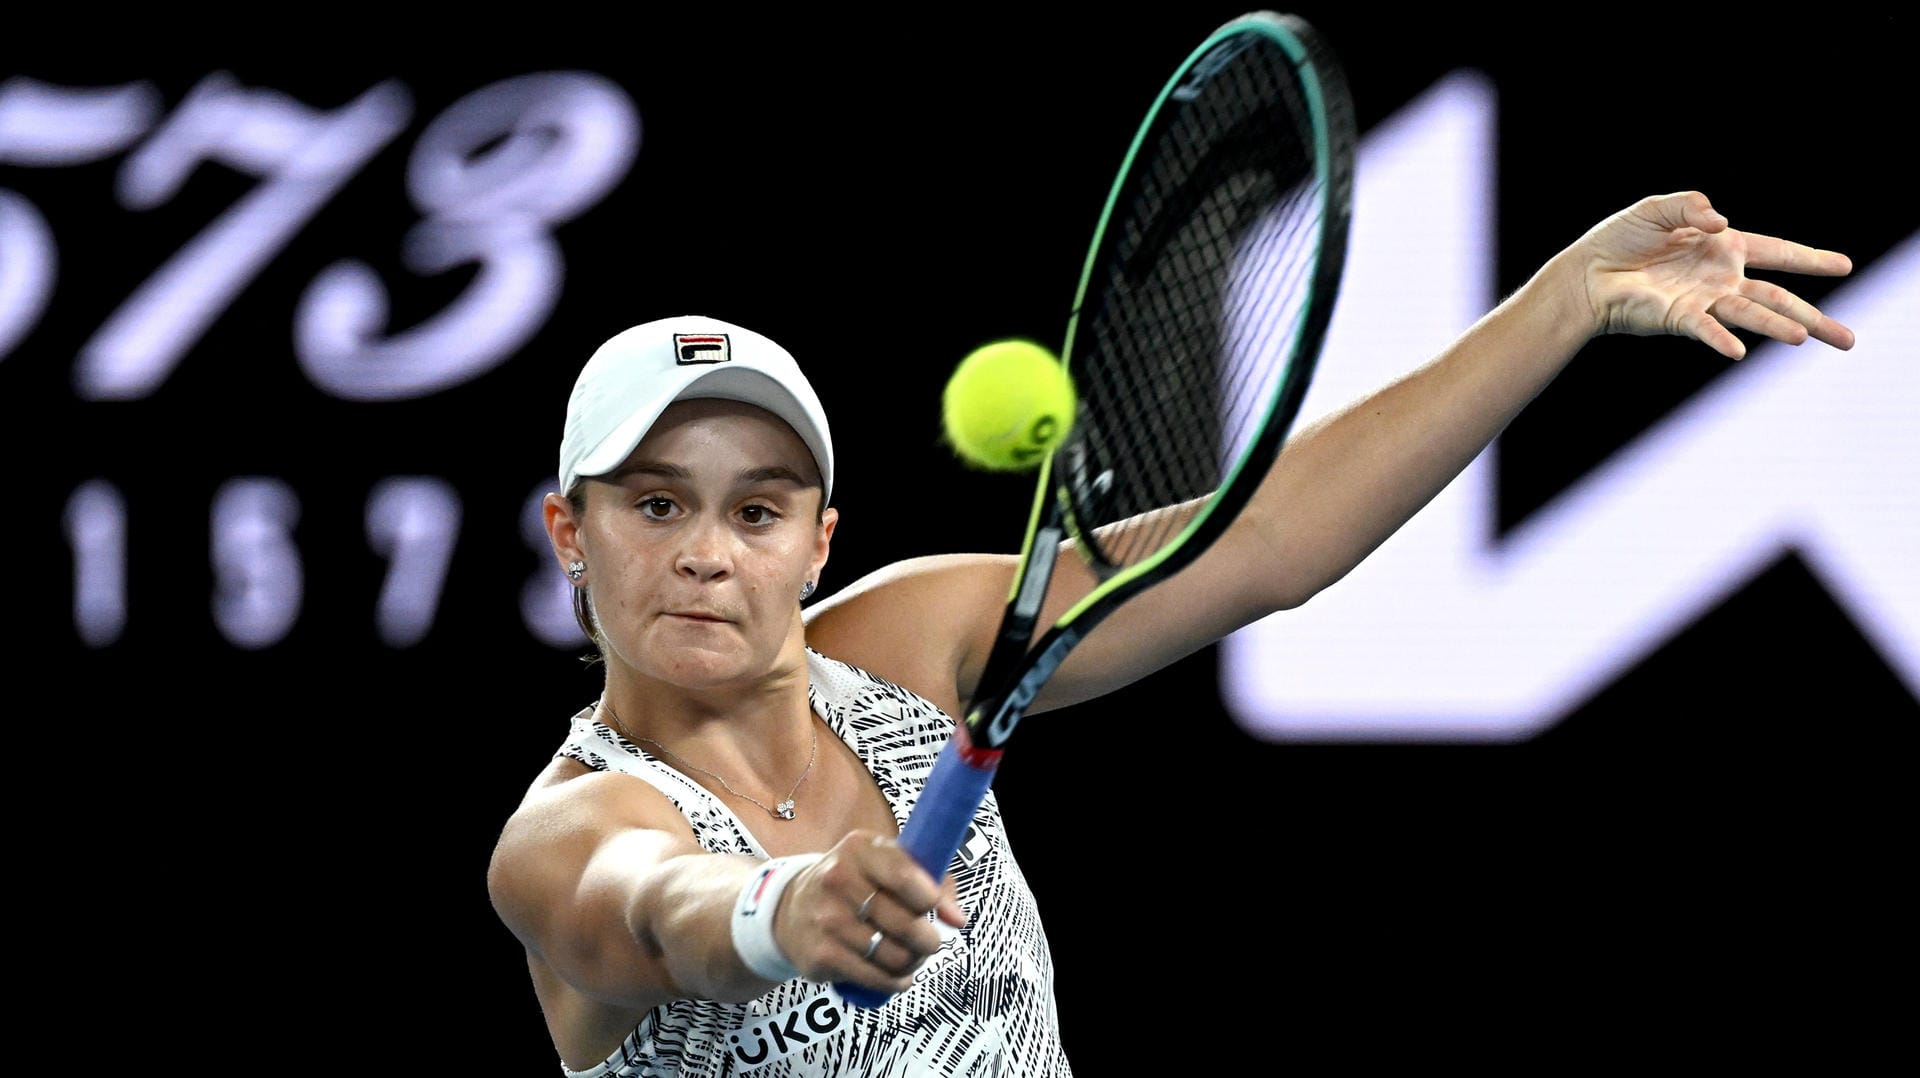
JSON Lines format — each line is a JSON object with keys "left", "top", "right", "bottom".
{"left": 647, "top": 633, "right": 765, "bottom": 686}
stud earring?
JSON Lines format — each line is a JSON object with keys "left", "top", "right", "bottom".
{"left": 800, "top": 580, "right": 815, "bottom": 601}
{"left": 567, "top": 561, "right": 585, "bottom": 581}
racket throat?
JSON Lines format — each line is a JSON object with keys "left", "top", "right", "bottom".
{"left": 965, "top": 521, "right": 1067, "bottom": 728}
{"left": 1058, "top": 442, "right": 1121, "bottom": 572}
{"left": 1010, "top": 524, "right": 1064, "bottom": 623}
{"left": 979, "top": 625, "right": 1085, "bottom": 745}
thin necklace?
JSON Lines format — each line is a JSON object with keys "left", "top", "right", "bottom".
{"left": 598, "top": 700, "right": 818, "bottom": 821}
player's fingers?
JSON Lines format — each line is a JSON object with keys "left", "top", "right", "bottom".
{"left": 831, "top": 934, "right": 916, "bottom": 991}
{"left": 845, "top": 924, "right": 923, "bottom": 979}
{"left": 1669, "top": 299, "right": 1746, "bottom": 361}
{"left": 1714, "top": 288, "right": 1809, "bottom": 348}
{"left": 1634, "top": 190, "right": 1726, "bottom": 235}
{"left": 1739, "top": 231, "right": 1854, "bottom": 278}
{"left": 1703, "top": 287, "right": 1854, "bottom": 357}
{"left": 934, "top": 875, "right": 967, "bottom": 927}
{"left": 853, "top": 887, "right": 950, "bottom": 963}
{"left": 847, "top": 911, "right": 959, "bottom": 980}
{"left": 1737, "top": 279, "right": 1857, "bottom": 351}
{"left": 852, "top": 833, "right": 945, "bottom": 917}
{"left": 844, "top": 893, "right": 946, "bottom": 977}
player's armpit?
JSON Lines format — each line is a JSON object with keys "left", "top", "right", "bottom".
{"left": 803, "top": 553, "right": 1037, "bottom": 717}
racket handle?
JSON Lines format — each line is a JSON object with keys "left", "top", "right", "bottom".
{"left": 835, "top": 732, "right": 1000, "bottom": 1009}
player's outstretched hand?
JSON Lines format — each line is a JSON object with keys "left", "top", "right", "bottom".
{"left": 1561, "top": 190, "right": 1856, "bottom": 360}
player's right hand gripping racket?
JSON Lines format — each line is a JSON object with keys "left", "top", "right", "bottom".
{"left": 837, "top": 10, "right": 1354, "bottom": 1007}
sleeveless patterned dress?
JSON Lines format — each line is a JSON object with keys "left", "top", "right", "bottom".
{"left": 553, "top": 648, "right": 1072, "bottom": 1077}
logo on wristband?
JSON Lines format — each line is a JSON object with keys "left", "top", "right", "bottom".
{"left": 740, "top": 862, "right": 779, "bottom": 917}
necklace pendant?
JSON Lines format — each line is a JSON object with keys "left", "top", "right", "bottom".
{"left": 775, "top": 800, "right": 796, "bottom": 820}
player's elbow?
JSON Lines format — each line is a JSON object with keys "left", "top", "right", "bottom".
{"left": 1266, "top": 559, "right": 1363, "bottom": 613}
{"left": 1234, "top": 554, "right": 1324, "bottom": 616}
{"left": 487, "top": 830, "right": 542, "bottom": 950}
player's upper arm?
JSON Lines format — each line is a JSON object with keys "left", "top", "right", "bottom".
{"left": 487, "top": 760, "right": 704, "bottom": 1011}
{"left": 1016, "top": 515, "right": 1298, "bottom": 712}
{"left": 804, "top": 524, "right": 1291, "bottom": 720}
{"left": 803, "top": 553, "right": 1021, "bottom": 715}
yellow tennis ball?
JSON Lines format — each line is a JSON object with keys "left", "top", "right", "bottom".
{"left": 941, "top": 339, "right": 1076, "bottom": 471}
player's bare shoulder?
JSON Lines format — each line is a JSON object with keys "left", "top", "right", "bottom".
{"left": 493, "top": 757, "right": 698, "bottom": 886}
{"left": 803, "top": 552, "right": 1015, "bottom": 714}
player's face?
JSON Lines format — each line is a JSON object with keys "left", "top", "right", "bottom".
{"left": 579, "top": 398, "right": 834, "bottom": 690}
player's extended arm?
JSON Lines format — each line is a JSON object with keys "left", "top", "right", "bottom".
{"left": 488, "top": 767, "right": 957, "bottom": 1013}
{"left": 487, "top": 770, "right": 775, "bottom": 1011}
{"left": 1228, "top": 191, "right": 1853, "bottom": 605}
{"left": 1022, "top": 191, "right": 1854, "bottom": 709}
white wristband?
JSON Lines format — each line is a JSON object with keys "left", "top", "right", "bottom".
{"left": 731, "top": 853, "right": 823, "bottom": 982}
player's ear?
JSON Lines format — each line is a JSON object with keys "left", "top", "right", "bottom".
{"left": 544, "top": 491, "right": 586, "bottom": 576}
{"left": 810, "top": 504, "right": 838, "bottom": 586}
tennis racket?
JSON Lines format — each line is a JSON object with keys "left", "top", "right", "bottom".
{"left": 837, "top": 10, "right": 1354, "bottom": 1007}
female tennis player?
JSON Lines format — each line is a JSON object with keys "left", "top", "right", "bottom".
{"left": 486, "top": 191, "right": 1854, "bottom": 1076}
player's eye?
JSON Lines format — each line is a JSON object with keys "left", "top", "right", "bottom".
{"left": 638, "top": 497, "right": 678, "bottom": 519}
{"left": 739, "top": 504, "right": 779, "bottom": 526}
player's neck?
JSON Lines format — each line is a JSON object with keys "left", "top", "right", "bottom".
{"left": 605, "top": 648, "right": 814, "bottom": 759}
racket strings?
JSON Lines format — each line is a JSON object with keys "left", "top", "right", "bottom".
{"left": 1067, "top": 36, "right": 1329, "bottom": 571}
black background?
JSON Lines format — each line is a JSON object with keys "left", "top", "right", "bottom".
{"left": 8, "top": 8, "right": 1914, "bottom": 1070}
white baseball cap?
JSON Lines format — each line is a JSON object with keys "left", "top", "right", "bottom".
{"left": 559, "top": 315, "right": 835, "bottom": 502}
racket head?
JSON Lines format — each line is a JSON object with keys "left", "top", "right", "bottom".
{"left": 844, "top": 11, "right": 1358, "bottom": 1013}
{"left": 1044, "top": 10, "right": 1356, "bottom": 611}
{"left": 962, "top": 10, "right": 1356, "bottom": 742}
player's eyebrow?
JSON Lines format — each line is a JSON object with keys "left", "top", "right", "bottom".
{"left": 609, "top": 461, "right": 811, "bottom": 487}
{"left": 737, "top": 465, "right": 812, "bottom": 487}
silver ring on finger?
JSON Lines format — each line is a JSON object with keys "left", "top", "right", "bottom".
{"left": 856, "top": 892, "right": 877, "bottom": 922}
{"left": 863, "top": 930, "right": 884, "bottom": 960}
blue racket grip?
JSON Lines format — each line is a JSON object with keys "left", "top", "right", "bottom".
{"left": 835, "top": 733, "right": 1000, "bottom": 1009}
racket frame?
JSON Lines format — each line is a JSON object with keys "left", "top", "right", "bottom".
{"left": 836, "top": 9, "right": 1353, "bottom": 1009}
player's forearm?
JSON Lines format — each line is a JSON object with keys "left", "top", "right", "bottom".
{"left": 610, "top": 849, "right": 781, "bottom": 1005}
{"left": 1248, "top": 249, "right": 1594, "bottom": 608}
{"left": 518, "top": 832, "right": 777, "bottom": 1010}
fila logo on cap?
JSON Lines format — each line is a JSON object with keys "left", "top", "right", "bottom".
{"left": 674, "top": 333, "right": 730, "bottom": 364}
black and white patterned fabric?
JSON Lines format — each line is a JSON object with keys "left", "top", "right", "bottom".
{"left": 555, "top": 648, "right": 1071, "bottom": 1077}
